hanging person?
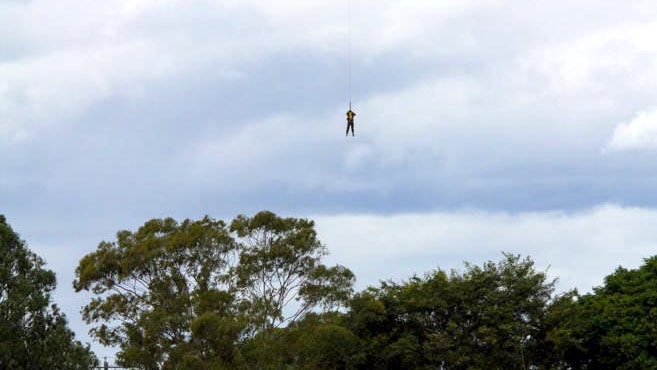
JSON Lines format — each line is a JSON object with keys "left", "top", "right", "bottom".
{"left": 346, "top": 107, "right": 356, "bottom": 136}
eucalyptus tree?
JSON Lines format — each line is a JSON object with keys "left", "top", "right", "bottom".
{"left": 75, "top": 211, "right": 355, "bottom": 369}
{"left": 74, "top": 216, "right": 239, "bottom": 369}
{"left": 230, "top": 211, "right": 355, "bottom": 337}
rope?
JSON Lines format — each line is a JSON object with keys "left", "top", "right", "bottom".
{"left": 348, "top": 0, "right": 352, "bottom": 109}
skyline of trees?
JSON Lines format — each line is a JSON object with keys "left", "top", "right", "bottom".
{"left": 1, "top": 212, "right": 656, "bottom": 369}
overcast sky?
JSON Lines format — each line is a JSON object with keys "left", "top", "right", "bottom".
{"left": 3, "top": 0, "right": 657, "bottom": 362}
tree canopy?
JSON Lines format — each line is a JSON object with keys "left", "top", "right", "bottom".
{"left": 0, "top": 215, "right": 97, "bottom": 370}
{"left": 570, "top": 256, "right": 657, "bottom": 369}
{"left": 74, "top": 211, "right": 354, "bottom": 369}
{"left": 71, "top": 211, "right": 657, "bottom": 370}
{"left": 343, "top": 254, "right": 560, "bottom": 369}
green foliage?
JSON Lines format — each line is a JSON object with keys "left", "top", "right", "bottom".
{"left": 570, "top": 256, "right": 657, "bottom": 370}
{"left": 296, "top": 321, "right": 362, "bottom": 369}
{"left": 237, "top": 312, "right": 363, "bottom": 370}
{"left": 530, "top": 290, "right": 583, "bottom": 370}
{"left": 75, "top": 211, "right": 355, "bottom": 369}
{"left": 0, "top": 215, "right": 97, "bottom": 369}
{"left": 345, "top": 254, "right": 557, "bottom": 370}
{"left": 340, "top": 254, "right": 657, "bottom": 370}
{"left": 231, "top": 211, "right": 355, "bottom": 336}
{"left": 74, "top": 216, "right": 240, "bottom": 369}
{"left": 73, "top": 209, "right": 657, "bottom": 369}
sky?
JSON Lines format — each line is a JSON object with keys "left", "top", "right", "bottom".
{"left": 3, "top": 0, "right": 657, "bottom": 362}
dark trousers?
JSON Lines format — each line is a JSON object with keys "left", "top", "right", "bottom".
{"left": 346, "top": 120, "right": 354, "bottom": 136}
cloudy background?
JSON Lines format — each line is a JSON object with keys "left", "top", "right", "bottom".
{"left": 3, "top": 0, "right": 657, "bottom": 361}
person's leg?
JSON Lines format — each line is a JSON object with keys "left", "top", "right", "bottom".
{"left": 346, "top": 122, "right": 349, "bottom": 136}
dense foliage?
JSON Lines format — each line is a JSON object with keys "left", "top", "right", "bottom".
{"left": 71, "top": 211, "right": 657, "bottom": 369}
{"left": 343, "top": 254, "right": 556, "bottom": 369}
{"left": 0, "top": 215, "right": 97, "bottom": 370}
{"left": 74, "top": 211, "right": 354, "bottom": 369}
{"left": 569, "top": 256, "right": 657, "bottom": 369}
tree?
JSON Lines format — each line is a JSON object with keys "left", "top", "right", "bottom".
{"left": 529, "top": 290, "right": 583, "bottom": 370}
{"left": 292, "top": 313, "right": 363, "bottom": 370}
{"left": 230, "top": 211, "right": 355, "bottom": 337}
{"left": 74, "top": 211, "right": 355, "bottom": 369}
{"left": 569, "top": 256, "right": 657, "bottom": 370}
{"left": 73, "top": 216, "right": 239, "bottom": 369}
{"left": 0, "top": 215, "right": 97, "bottom": 369}
{"left": 237, "top": 312, "right": 363, "bottom": 370}
{"left": 345, "top": 254, "right": 557, "bottom": 370}
{"left": 438, "top": 254, "right": 555, "bottom": 370}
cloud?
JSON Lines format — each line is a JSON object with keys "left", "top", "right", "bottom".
{"left": 607, "top": 108, "right": 657, "bottom": 151}
{"left": 0, "top": 42, "right": 177, "bottom": 141}
{"left": 0, "top": 0, "right": 537, "bottom": 142}
{"left": 517, "top": 20, "right": 657, "bottom": 111}
{"left": 5, "top": 0, "right": 657, "bottom": 220}
{"left": 4, "top": 0, "right": 655, "bottom": 150}
{"left": 314, "top": 204, "right": 657, "bottom": 295}
{"left": 176, "top": 57, "right": 657, "bottom": 213}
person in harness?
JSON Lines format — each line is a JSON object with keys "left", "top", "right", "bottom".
{"left": 346, "top": 107, "right": 356, "bottom": 136}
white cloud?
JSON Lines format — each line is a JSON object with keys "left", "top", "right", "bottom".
{"left": 607, "top": 108, "right": 657, "bottom": 151}
{"left": 314, "top": 204, "right": 657, "bottom": 294}
{"left": 0, "top": 41, "right": 176, "bottom": 140}
{"left": 190, "top": 115, "right": 303, "bottom": 187}
{"left": 518, "top": 21, "right": 657, "bottom": 99}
